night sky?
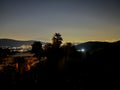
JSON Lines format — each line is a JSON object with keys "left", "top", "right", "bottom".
{"left": 0, "top": 0, "right": 120, "bottom": 42}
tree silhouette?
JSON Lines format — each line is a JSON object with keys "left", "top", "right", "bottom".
{"left": 52, "top": 33, "right": 63, "bottom": 48}
{"left": 42, "top": 33, "right": 64, "bottom": 81}
{"left": 31, "top": 41, "right": 43, "bottom": 60}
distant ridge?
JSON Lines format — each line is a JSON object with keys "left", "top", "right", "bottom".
{"left": 75, "top": 40, "right": 120, "bottom": 52}
{"left": 0, "top": 38, "right": 44, "bottom": 47}
{"left": 0, "top": 38, "right": 120, "bottom": 49}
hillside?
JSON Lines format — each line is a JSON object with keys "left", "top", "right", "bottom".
{"left": 0, "top": 38, "right": 42, "bottom": 47}
{"left": 75, "top": 41, "right": 110, "bottom": 52}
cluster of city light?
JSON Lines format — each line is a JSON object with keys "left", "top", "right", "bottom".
{"left": 8, "top": 45, "right": 32, "bottom": 52}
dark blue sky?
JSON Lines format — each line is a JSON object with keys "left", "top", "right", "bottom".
{"left": 0, "top": 0, "right": 120, "bottom": 42}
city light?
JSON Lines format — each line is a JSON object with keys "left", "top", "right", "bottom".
{"left": 77, "top": 48, "right": 85, "bottom": 52}
{"left": 81, "top": 48, "right": 85, "bottom": 52}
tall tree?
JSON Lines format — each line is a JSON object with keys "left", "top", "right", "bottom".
{"left": 52, "top": 33, "right": 63, "bottom": 48}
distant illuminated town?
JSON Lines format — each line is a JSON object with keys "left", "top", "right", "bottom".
{"left": 0, "top": 45, "right": 32, "bottom": 53}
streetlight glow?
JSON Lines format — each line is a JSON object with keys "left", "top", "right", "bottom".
{"left": 81, "top": 48, "right": 85, "bottom": 52}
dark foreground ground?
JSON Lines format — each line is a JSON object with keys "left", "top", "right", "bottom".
{"left": 0, "top": 57, "right": 116, "bottom": 90}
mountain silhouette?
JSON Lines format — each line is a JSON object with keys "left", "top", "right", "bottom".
{"left": 75, "top": 41, "right": 112, "bottom": 52}
{"left": 0, "top": 38, "right": 44, "bottom": 47}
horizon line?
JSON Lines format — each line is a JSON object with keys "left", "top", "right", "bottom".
{"left": 0, "top": 38, "right": 119, "bottom": 43}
